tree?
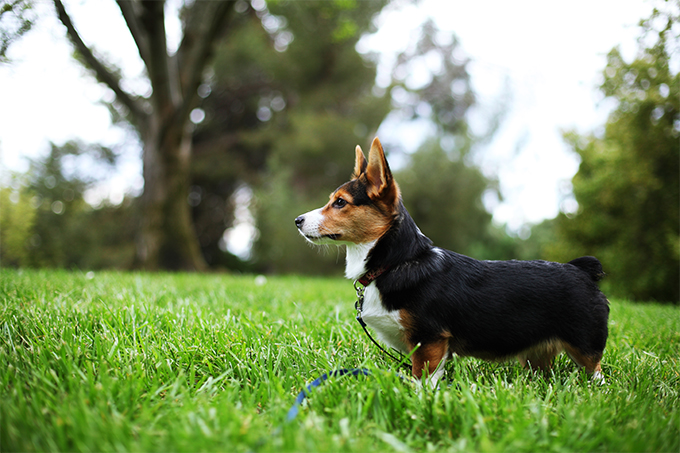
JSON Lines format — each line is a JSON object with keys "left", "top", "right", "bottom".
{"left": 548, "top": 5, "right": 679, "bottom": 302}
{"left": 187, "top": 0, "right": 391, "bottom": 273}
{"left": 0, "top": 184, "right": 37, "bottom": 267}
{"left": 52, "top": 0, "right": 239, "bottom": 270}
{"left": 250, "top": 14, "right": 508, "bottom": 272}
{"left": 7, "top": 141, "right": 138, "bottom": 269}
{"left": 18, "top": 1, "right": 509, "bottom": 273}
{"left": 390, "top": 19, "right": 476, "bottom": 140}
{"left": 395, "top": 139, "right": 493, "bottom": 257}
{"left": 385, "top": 20, "right": 509, "bottom": 261}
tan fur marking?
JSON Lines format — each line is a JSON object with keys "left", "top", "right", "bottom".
{"left": 517, "top": 339, "right": 565, "bottom": 371}
{"left": 398, "top": 309, "right": 415, "bottom": 333}
{"left": 313, "top": 140, "right": 401, "bottom": 244}
{"left": 314, "top": 189, "right": 392, "bottom": 243}
{"left": 410, "top": 337, "right": 450, "bottom": 380}
{"left": 563, "top": 343, "right": 603, "bottom": 374}
{"left": 398, "top": 310, "right": 451, "bottom": 379}
{"left": 353, "top": 145, "right": 367, "bottom": 179}
{"left": 399, "top": 309, "right": 472, "bottom": 362}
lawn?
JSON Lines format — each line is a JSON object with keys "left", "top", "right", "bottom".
{"left": 1, "top": 269, "right": 678, "bottom": 452}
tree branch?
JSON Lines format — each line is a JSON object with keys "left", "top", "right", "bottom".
{"left": 115, "top": 0, "right": 151, "bottom": 69}
{"left": 53, "top": 0, "right": 145, "bottom": 122}
{"left": 138, "top": 1, "right": 178, "bottom": 114}
{"left": 176, "top": 2, "right": 235, "bottom": 122}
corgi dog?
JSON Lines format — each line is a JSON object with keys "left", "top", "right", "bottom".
{"left": 295, "top": 137, "right": 609, "bottom": 386}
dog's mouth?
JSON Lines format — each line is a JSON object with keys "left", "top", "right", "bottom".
{"left": 305, "top": 233, "right": 341, "bottom": 241}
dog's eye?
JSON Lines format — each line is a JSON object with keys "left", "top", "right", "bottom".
{"left": 333, "top": 198, "right": 347, "bottom": 209}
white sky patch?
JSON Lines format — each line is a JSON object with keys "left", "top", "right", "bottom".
{"left": 362, "top": 0, "right": 652, "bottom": 230}
{"left": 220, "top": 185, "right": 258, "bottom": 260}
{"left": 0, "top": 0, "right": 143, "bottom": 204}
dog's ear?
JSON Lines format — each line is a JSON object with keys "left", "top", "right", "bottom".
{"left": 353, "top": 145, "right": 367, "bottom": 179}
{"left": 366, "top": 137, "right": 398, "bottom": 203}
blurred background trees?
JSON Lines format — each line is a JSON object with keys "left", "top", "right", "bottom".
{"left": 544, "top": 7, "right": 679, "bottom": 302}
{"left": 0, "top": 1, "right": 677, "bottom": 303}
{"left": 191, "top": 0, "right": 392, "bottom": 274}
{"left": 0, "top": 141, "right": 136, "bottom": 269}
{"left": 52, "top": 0, "right": 241, "bottom": 271}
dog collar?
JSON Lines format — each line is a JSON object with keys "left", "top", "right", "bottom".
{"left": 357, "top": 266, "right": 389, "bottom": 287}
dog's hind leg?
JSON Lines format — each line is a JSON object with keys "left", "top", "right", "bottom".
{"left": 517, "top": 339, "right": 563, "bottom": 372}
{"left": 563, "top": 343, "right": 605, "bottom": 383}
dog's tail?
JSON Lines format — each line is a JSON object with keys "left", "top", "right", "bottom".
{"left": 568, "top": 256, "right": 605, "bottom": 282}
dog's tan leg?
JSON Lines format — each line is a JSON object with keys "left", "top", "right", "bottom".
{"left": 518, "top": 353, "right": 554, "bottom": 372}
{"left": 518, "top": 340, "right": 563, "bottom": 372}
{"left": 563, "top": 343, "right": 605, "bottom": 383}
{"left": 410, "top": 337, "right": 449, "bottom": 388}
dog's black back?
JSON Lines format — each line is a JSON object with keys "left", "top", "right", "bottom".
{"left": 370, "top": 202, "right": 610, "bottom": 361}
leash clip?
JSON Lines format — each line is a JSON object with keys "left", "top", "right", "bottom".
{"left": 353, "top": 279, "right": 365, "bottom": 313}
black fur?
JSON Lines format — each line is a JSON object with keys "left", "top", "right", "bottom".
{"left": 367, "top": 202, "right": 610, "bottom": 361}
{"left": 335, "top": 179, "right": 373, "bottom": 207}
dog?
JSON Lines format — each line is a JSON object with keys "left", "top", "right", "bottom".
{"left": 295, "top": 137, "right": 609, "bottom": 386}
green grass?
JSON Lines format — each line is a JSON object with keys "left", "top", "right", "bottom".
{"left": 1, "top": 269, "right": 678, "bottom": 452}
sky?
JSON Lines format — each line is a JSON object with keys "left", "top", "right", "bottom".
{"left": 0, "top": 0, "right": 654, "bottom": 236}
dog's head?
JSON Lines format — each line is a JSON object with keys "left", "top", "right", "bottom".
{"left": 295, "top": 137, "right": 400, "bottom": 245}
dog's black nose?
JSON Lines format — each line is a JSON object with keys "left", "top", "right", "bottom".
{"left": 295, "top": 216, "right": 304, "bottom": 229}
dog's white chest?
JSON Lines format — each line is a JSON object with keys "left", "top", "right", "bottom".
{"left": 360, "top": 285, "right": 409, "bottom": 353}
{"left": 346, "top": 242, "right": 409, "bottom": 353}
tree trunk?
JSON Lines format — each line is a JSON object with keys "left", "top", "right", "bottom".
{"left": 136, "top": 116, "right": 207, "bottom": 271}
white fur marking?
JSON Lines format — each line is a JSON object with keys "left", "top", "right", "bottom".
{"left": 297, "top": 208, "right": 324, "bottom": 242}
{"left": 592, "top": 370, "right": 606, "bottom": 384}
{"left": 345, "top": 241, "right": 376, "bottom": 280}
{"left": 428, "top": 359, "right": 448, "bottom": 390}
{"left": 360, "top": 284, "right": 408, "bottom": 353}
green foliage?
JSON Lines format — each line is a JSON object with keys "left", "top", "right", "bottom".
{"left": 0, "top": 184, "right": 37, "bottom": 266}
{"left": 549, "top": 17, "right": 679, "bottom": 302}
{"left": 0, "top": 0, "right": 34, "bottom": 63}
{"left": 512, "top": 218, "right": 559, "bottom": 261}
{"left": 0, "top": 141, "right": 137, "bottom": 270}
{"left": 1, "top": 269, "right": 678, "bottom": 452}
{"left": 24, "top": 143, "right": 99, "bottom": 267}
{"left": 396, "top": 139, "right": 495, "bottom": 258}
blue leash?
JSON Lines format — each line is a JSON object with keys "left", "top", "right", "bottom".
{"left": 285, "top": 368, "right": 371, "bottom": 422}
{"left": 284, "top": 282, "right": 417, "bottom": 423}
{"left": 249, "top": 368, "right": 374, "bottom": 449}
